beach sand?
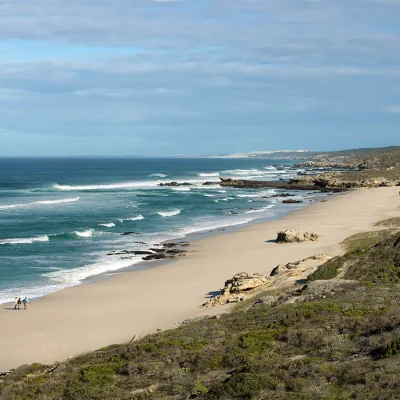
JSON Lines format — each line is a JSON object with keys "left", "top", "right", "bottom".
{"left": 1, "top": 187, "right": 399, "bottom": 372}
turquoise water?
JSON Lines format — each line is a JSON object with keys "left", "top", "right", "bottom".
{"left": 0, "top": 157, "right": 321, "bottom": 303}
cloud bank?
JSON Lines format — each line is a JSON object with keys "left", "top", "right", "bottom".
{"left": 0, "top": 0, "right": 399, "bottom": 155}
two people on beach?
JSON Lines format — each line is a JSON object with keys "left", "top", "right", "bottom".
{"left": 13, "top": 297, "right": 29, "bottom": 310}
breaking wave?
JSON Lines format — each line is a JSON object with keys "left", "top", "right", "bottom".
{"left": 198, "top": 172, "right": 220, "bottom": 177}
{"left": 119, "top": 215, "right": 145, "bottom": 222}
{"left": 157, "top": 209, "right": 181, "bottom": 217}
{"left": 73, "top": 229, "right": 95, "bottom": 238}
{"left": 0, "top": 235, "right": 50, "bottom": 245}
{"left": 0, "top": 197, "right": 80, "bottom": 210}
{"left": 43, "top": 257, "right": 142, "bottom": 285}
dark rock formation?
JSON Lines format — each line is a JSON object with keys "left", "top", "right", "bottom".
{"left": 282, "top": 199, "right": 304, "bottom": 204}
{"left": 271, "top": 193, "right": 295, "bottom": 198}
{"left": 158, "top": 182, "right": 193, "bottom": 187}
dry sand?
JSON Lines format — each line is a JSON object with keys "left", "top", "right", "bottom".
{"left": 1, "top": 187, "right": 399, "bottom": 371}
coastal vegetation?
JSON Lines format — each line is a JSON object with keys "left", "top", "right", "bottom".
{"left": 1, "top": 220, "right": 399, "bottom": 399}
{"left": 220, "top": 146, "right": 400, "bottom": 191}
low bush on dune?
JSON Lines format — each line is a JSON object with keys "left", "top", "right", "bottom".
{"left": 1, "top": 229, "right": 400, "bottom": 400}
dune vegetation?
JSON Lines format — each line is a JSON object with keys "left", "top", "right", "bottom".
{"left": 1, "top": 220, "right": 399, "bottom": 400}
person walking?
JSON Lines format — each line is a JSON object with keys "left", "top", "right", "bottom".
{"left": 13, "top": 297, "right": 18, "bottom": 310}
{"left": 22, "top": 297, "right": 29, "bottom": 310}
{"left": 17, "top": 297, "right": 22, "bottom": 310}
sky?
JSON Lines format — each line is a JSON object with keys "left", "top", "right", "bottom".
{"left": 0, "top": 0, "right": 399, "bottom": 156}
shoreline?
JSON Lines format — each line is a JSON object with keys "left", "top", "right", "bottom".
{"left": 1, "top": 187, "right": 399, "bottom": 372}
{"left": 0, "top": 189, "right": 325, "bottom": 306}
{"left": 83, "top": 191, "right": 327, "bottom": 288}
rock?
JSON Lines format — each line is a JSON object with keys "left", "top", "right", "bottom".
{"left": 158, "top": 182, "right": 193, "bottom": 187}
{"left": 162, "top": 242, "right": 189, "bottom": 248}
{"left": 201, "top": 272, "right": 271, "bottom": 307}
{"left": 165, "top": 249, "right": 186, "bottom": 254}
{"left": 270, "top": 254, "right": 331, "bottom": 277}
{"left": 130, "top": 385, "right": 156, "bottom": 395}
{"left": 142, "top": 254, "right": 168, "bottom": 261}
{"left": 253, "top": 295, "right": 279, "bottom": 307}
{"left": 132, "top": 251, "right": 154, "bottom": 255}
{"left": 202, "top": 181, "right": 219, "bottom": 186}
{"left": 270, "top": 193, "right": 295, "bottom": 198}
{"left": 270, "top": 265, "right": 287, "bottom": 276}
{"left": 293, "top": 161, "right": 358, "bottom": 169}
{"left": 121, "top": 232, "right": 139, "bottom": 236}
{"left": 282, "top": 199, "right": 303, "bottom": 204}
{"left": 275, "top": 279, "right": 360, "bottom": 306}
{"left": 276, "top": 229, "right": 319, "bottom": 243}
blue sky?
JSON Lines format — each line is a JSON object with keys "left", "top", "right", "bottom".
{"left": 0, "top": 0, "right": 399, "bottom": 156}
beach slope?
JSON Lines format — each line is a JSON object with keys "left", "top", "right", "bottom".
{"left": 0, "top": 187, "right": 399, "bottom": 371}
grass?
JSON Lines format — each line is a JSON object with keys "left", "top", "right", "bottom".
{"left": 374, "top": 217, "right": 400, "bottom": 228}
{"left": 1, "top": 229, "right": 400, "bottom": 400}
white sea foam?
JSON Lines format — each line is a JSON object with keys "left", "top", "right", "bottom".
{"left": 261, "top": 170, "right": 287, "bottom": 174}
{"left": 0, "top": 197, "right": 80, "bottom": 210}
{"left": 44, "top": 257, "right": 142, "bottom": 285}
{"left": 204, "top": 194, "right": 215, "bottom": 197}
{"left": 173, "top": 215, "right": 261, "bottom": 238}
{"left": 53, "top": 182, "right": 157, "bottom": 191}
{"left": 191, "top": 185, "right": 221, "bottom": 190}
{"left": 224, "top": 168, "right": 260, "bottom": 176}
{"left": 245, "top": 205, "right": 274, "bottom": 214}
{"left": 264, "top": 166, "right": 277, "bottom": 170}
{"left": 157, "top": 209, "right": 181, "bottom": 217}
{"left": 125, "top": 215, "right": 145, "bottom": 221}
{"left": 172, "top": 187, "right": 191, "bottom": 192}
{"left": 236, "top": 194, "right": 260, "bottom": 198}
{"left": 99, "top": 223, "right": 116, "bottom": 228}
{"left": 149, "top": 173, "right": 168, "bottom": 178}
{"left": 52, "top": 178, "right": 209, "bottom": 191}
{"left": 0, "top": 235, "right": 49, "bottom": 245}
{"left": 73, "top": 229, "right": 94, "bottom": 238}
{"left": 198, "top": 172, "right": 220, "bottom": 177}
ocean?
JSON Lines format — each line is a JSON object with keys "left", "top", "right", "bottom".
{"left": 0, "top": 157, "right": 323, "bottom": 304}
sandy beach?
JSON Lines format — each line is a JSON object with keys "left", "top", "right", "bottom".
{"left": 1, "top": 186, "right": 399, "bottom": 372}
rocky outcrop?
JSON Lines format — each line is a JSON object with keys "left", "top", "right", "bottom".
{"left": 201, "top": 272, "right": 271, "bottom": 307}
{"left": 219, "top": 177, "right": 348, "bottom": 192}
{"left": 270, "top": 254, "right": 331, "bottom": 277}
{"left": 271, "top": 193, "right": 295, "bottom": 198}
{"left": 108, "top": 242, "right": 190, "bottom": 262}
{"left": 289, "top": 172, "right": 397, "bottom": 189}
{"left": 276, "top": 229, "right": 319, "bottom": 243}
{"left": 282, "top": 199, "right": 303, "bottom": 204}
{"left": 293, "top": 161, "right": 358, "bottom": 169}
{"left": 219, "top": 177, "right": 328, "bottom": 191}
{"left": 261, "top": 279, "right": 359, "bottom": 307}
{"left": 159, "top": 182, "right": 193, "bottom": 187}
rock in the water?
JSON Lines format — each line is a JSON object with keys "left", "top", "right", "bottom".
{"left": 282, "top": 199, "right": 304, "bottom": 204}
{"left": 271, "top": 193, "right": 295, "bottom": 198}
{"left": 158, "top": 182, "right": 193, "bottom": 187}
{"left": 276, "top": 229, "right": 319, "bottom": 243}
{"left": 121, "top": 232, "right": 139, "bottom": 236}
{"left": 201, "top": 272, "right": 271, "bottom": 307}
